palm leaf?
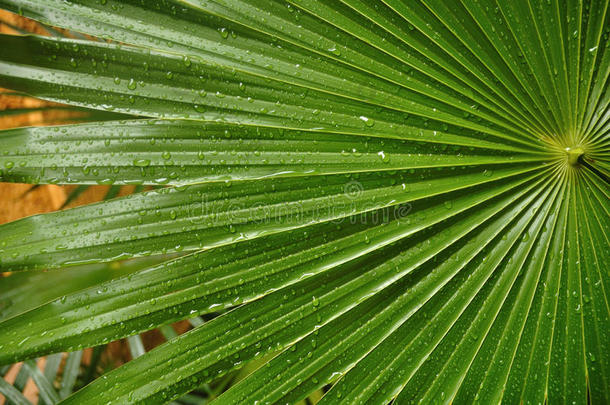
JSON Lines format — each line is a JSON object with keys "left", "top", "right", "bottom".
{"left": 0, "top": 1, "right": 608, "bottom": 404}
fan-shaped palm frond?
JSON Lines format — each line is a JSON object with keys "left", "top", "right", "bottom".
{"left": 0, "top": 1, "right": 608, "bottom": 404}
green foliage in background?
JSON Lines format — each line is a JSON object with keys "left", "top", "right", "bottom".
{"left": 0, "top": 0, "right": 608, "bottom": 404}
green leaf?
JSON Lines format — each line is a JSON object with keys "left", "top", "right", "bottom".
{"left": 0, "top": 1, "right": 548, "bottom": 145}
{"left": 0, "top": 33, "right": 543, "bottom": 153}
{"left": 58, "top": 352, "right": 82, "bottom": 400}
{"left": 0, "top": 1, "right": 607, "bottom": 404}
{"left": 22, "top": 360, "right": 60, "bottom": 405}
{"left": 0, "top": 256, "right": 170, "bottom": 320}
{"left": 215, "top": 175, "right": 560, "bottom": 404}
{"left": 0, "top": 378, "right": 31, "bottom": 405}
{"left": 0, "top": 163, "right": 548, "bottom": 271}
{"left": 0, "top": 168, "right": 549, "bottom": 363}
{"left": 0, "top": 119, "right": 547, "bottom": 186}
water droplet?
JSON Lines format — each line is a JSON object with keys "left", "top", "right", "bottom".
{"left": 328, "top": 46, "right": 341, "bottom": 56}
{"left": 359, "top": 115, "right": 374, "bottom": 127}
{"left": 133, "top": 159, "right": 151, "bottom": 167}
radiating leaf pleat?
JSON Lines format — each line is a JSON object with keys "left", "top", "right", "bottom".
{"left": 574, "top": 172, "right": 610, "bottom": 404}
{"left": 0, "top": 119, "right": 546, "bottom": 186}
{"left": 0, "top": 163, "right": 548, "bottom": 270}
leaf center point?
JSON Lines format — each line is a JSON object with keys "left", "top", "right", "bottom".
{"left": 564, "top": 147, "right": 585, "bottom": 166}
